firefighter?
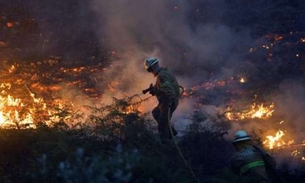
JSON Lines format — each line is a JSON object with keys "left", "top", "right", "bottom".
{"left": 230, "top": 130, "right": 277, "bottom": 183}
{"left": 143, "top": 57, "right": 180, "bottom": 144}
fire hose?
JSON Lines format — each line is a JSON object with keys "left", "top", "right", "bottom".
{"left": 141, "top": 84, "right": 286, "bottom": 183}
{"left": 141, "top": 84, "right": 201, "bottom": 182}
{"left": 167, "top": 106, "right": 202, "bottom": 183}
{"left": 142, "top": 84, "right": 185, "bottom": 97}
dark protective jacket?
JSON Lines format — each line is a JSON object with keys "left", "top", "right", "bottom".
{"left": 154, "top": 67, "right": 180, "bottom": 103}
{"left": 151, "top": 67, "right": 180, "bottom": 142}
{"left": 231, "top": 145, "right": 276, "bottom": 183}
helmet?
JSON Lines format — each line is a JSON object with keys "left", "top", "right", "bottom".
{"left": 144, "top": 57, "right": 159, "bottom": 71}
{"left": 233, "top": 130, "right": 251, "bottom": 143}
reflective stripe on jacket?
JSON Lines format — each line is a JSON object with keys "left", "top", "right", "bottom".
{"left": 240, "top": 160, "right": 265, "bottom": 175}
{"left": 231, "top": 146, "right": 270, "bottom": 182}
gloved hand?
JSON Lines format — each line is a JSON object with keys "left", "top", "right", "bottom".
{"left": 149, "top": 87, "right": 156, "bottom": 96}
{"left": 143, "top": 83, "right": 156, "bottom": 95}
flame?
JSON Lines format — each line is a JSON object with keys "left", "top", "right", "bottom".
{"left": 225, "top": 102, "right": 275, "bottom": 121}
{"left": 0, "top": 60, "right": 109, "bottom": 129}
{"left": 274, "top": 35, "right": 283, "bottom": 41}
{"left": 262, "top": 45, "right": 270, "bottom": 49}
{"left": 291, "top": 150, "right": 305, "bottom": 161}
{"left": 239, "top": 77, "right": 246, "bottom": 83}
{"left": 122, "top": 105, "right": 135, "bottom": 114}
{"left": 250, "top": 103, "right": 274, "bottom": 118}
{"left": 292, "top": 150, "right": 300, "bottom": 156}
{"left": 262, "top": 127, "right": 305, "bottom": 162}
{"left": 9, "top": 64, "right": 17, "bottom": 73}
{"left": 0, "top": 95, "right": 35, "bottom": 128}
{"left": 0, "top": 85, "right": 67, "bottom": 128}
{"left": 6, "top": 22, "right": 14, "bottom": 28}
{"left": 182, "top": 78, "right": 235, "bottom": 98}
{"left": 263, "top": 130, "right": 286, "bottom": 149}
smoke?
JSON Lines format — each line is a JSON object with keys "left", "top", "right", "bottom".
{"left": 90, "top": 0, "right": 253, "bottom": 76}
{"left": 225, "top": 78, "right": 305, "bottom": 143}
{"left": 3, "top": 0, "right": 303, "bottom": 140}
{"left": 90, "top": 0, "right": 305, "bottom": 167}
{"left": 271, "top": 80, "right": 305, "bottom": 143}
{"left": 89, "top": 0, "right": 305, "bottom": 141}
{"left": 89, "top": 0, "right": 253, "bottom": 114}
{"left": 1, "top": 0, "right": 304, "bottom": 170}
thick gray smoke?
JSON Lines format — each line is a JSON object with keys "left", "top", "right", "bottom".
{"left": 89, "top": 1, "right": 305, "bottom": 167}
{"left": 271, "top": 80, "right": 305, "bottom": 143}
{"left": 89, "top": 0, "right": 252, "bottom": 100}
{"left": 90, "top": 0, "right": 252, "bottom": 80}
{"left": 89, "top": 0, "right": 253, "bottom": 130}
{"left": 89, "top": 0, "right": 305, "bottom": 138}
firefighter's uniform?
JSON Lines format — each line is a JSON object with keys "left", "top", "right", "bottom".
{"left": 151, "top": 67, "right": 180, "bottom": 143}
{"left": 231, "top": 145, "right": 271, "bottom": 182}
{"left": 230, "top": 131, "right": 276, "bottom": 183}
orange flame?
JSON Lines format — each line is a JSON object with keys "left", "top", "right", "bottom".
{"left": 225, "top": 102, "right": 275, "bottom": 121}
{"left": 239, "top": 77, "right": 246, "bottom": 83}
{"left": 6, "top": 22, "right": 14, "bottom": 28}
{"left": 263, "top": 130, "right": 286, "bottom": 149}
{"left": 0, "top": 95, "right": 35, "bottom": 128}
{"left": 250, "top": 103, "right": 274, "bottom": 118}
{"left": 0, "top": 85, "right": 66, "bottom": 128}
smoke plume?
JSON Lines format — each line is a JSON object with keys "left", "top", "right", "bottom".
{"left": 89, "top": 0, "right": 250, "bottom": 104}
{"left": 89, "top": 0, "right": 304, "bottom": 128}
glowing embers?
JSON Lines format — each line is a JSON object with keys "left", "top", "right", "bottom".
{"left": 182, "top": 78, "right": 233, "bottom": 98}
{"left": 225, "top": 102, "right": 275, "bottom": 121}
{"left": 239, "top": 77, "right": 246, "bottom": 83}
{"left": 291, "top": 150, "right": 305, "bottom": 161}
{"left": 61, "top": 66, "right": 85, "bottom": 73}
{"left": 6, "top": 22, "right": 15, "bottom": 28}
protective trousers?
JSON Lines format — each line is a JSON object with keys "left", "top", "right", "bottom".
{"left": 152, "top": 99, "right": 178, "bottom": 143}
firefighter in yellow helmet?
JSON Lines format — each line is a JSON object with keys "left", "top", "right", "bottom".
{"left": 230, "top": 130, "right": 277, "bottom": 183}
{"left": 143, "top": 57, "right": 181, "bottom": 144}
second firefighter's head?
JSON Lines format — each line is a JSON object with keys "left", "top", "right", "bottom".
{"left": 144, "top": 57, "right": 161, "bottom": 76}
{"left": 232, "top": 130, "right": 253, "bottom": 151}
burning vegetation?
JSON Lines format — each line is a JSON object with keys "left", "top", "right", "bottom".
{"left": 0, "top": 0, "right": 305, "bottom": 182}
